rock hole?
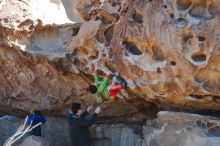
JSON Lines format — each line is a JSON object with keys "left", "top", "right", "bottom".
{"left": 207, "top": 122, "right": 216, "bottom": 128}
{"left": 158, "top": 92, "right": 165, "bottom": 96}
{"left": 88, "top": 55, "right": 98, "bottom": 60}
{"left": 74, "top": 58, "right": 87, "bottom": 67}
{"left": 83, "top": 15, "right": 91, "bottom": 21}
{"left": 102, "top": 16, "right": 112, "bottom": 24}
{"left": 170, "top": 13, "right": 174, "bottom": 18}
{"left": 176, "top": 0, "right": 192, "bottom": 11}
{"left": 95, "top": 30, "right": 105, "bottom": 43}
{"left": 72, "top": 26, "right": 80, "bottom": 36}
{"left": 124, "top": 52, "right": 129, "bottom": 57}
{"left": 195, "top": 120, "right": 206, "bottom": 129}
{"left": 189, "top": 4, "right": 206, "bottom": 18}
{"left": 132, "top": 11, "right": 143, "bottom": 23}
{"left": 118, "top": 6, "right": 121, "bottom": 12}
{"left": 104, "top": 25, "right": 114, "bottom": 44}
{"left": 194, "top": 76, "right": 203, "bottom": 83}
{"left": 95, "top": 16, "right": 100, "bottom": 21}
{"left": 102, "top": 53, "right": 106, "bottom": 57}
{"left": 73, "top": 47, "right": 89, "bottom": 55}
{"left": 29, "top": 25, "right": 35, "bottom": 30}
{"left": 182, "top": 34, "right": 193, "bottom": 50}
{"left": 191, "top": 53, "right": 206, "bottom": 63}
{"left": 189, "top": 94, "right": 204, "bottom": 100}
{"left": 65, "top": 53, "right": 73, "bottom": 61}
{"left": 197, "top": 36, "right": 205, "bottom": 42}
{"left": 123, "top": 40, "right": 142, "bottom": 55}
{"left": 149, "top": 0, "right": 152, "bottom": 2}
{"left": 54, "top": 59, "right": 69, "bottom": 73}
{"left": 212, "top": 96, "right": 220, "bottom": 102}
{"left": 90, "top": 10, "right": 97, "bottom": 16}
{"left": 3, "top": 18, "right": 9, "bottom": 23}
{"left": 186, "top": 127, "right": 193, "bottom": 131}
{"left": 163, "top": 5, "right": 167, "bottom": 9}
{"left": 177, "top": 17, "right": 188, "bottom": 29}
{"left": 213, "top": 96, "right": 220, "bottom": 99}
{"left": 82, "top": 48, "right": 89, "bottom": 55}
{"left": 111, "top": 1, "right": 116, "bottom": 7}
{"left": 91, "top": 0, "right": 100, "bottom": 5}
{"left": 157, "top": 67, "right": 162, "bottom": 73}
{"left": 18, "top": 19, "right": 33, "bottom": 28}
{"left": 170, "top": 61, "right": 176, "bottom": 66}
{"left": 105, "top": 62, "right": 117, "bottom": 73}
{"left": 112, "top": 13, "right": 120, "bottom": 22}
{"left": 177, "top": 17, "right": 184, "bottom": 22}
{"left": 152, "top": 46, "right": 165, "bottom": 62}
{"left": 183, "top": 35, "right": 193, "bottom": 43}
{"left": 212, "top": 98, "right": 220, "bottom": 103}
{"left": 122, "top": 6, "right": 129, "bottom": 13}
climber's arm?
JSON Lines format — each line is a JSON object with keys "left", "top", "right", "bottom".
{"left": 39, "top": 115, "right": 46, "bottom": 124}
{"left": 93, "top": 72, "right": 102, "bottom": 85}
{"left": 96, "top": 77, "right": 109, "bottom": 98}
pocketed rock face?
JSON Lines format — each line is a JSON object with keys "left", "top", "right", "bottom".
{"left": 109, "top": 0, "right": 220, "bottom": 110}
{"left": 0, "top": 0, "right": 220, "bottom": 116}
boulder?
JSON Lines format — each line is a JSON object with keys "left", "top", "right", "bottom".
{"left": 0, "top": 0, "right": 219, "bottom": 117}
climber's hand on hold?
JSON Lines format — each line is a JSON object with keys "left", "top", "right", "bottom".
{"left": 95, "top": 106, "right": 101, "bottom": 114}
{"left": 104, "top": 71, "right": 111, "bottom": 77}
{"left": 90, "top": 64, "right": 97, "bottom": 73}
{"left": 87, "top": 106, "right": 93, "bottom": 113}
{"left": 94, "top": 66, "right": 98, "bottom": 72}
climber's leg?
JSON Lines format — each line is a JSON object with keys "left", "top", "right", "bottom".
{"left": 109, "top": 85, "right": 123, "bottom": 96}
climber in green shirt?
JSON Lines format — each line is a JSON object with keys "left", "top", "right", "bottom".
{"left": 88, "top": 65, "right": 127, "bottom": 103}
{"left": 93, "top": 71, "right": 110, "bottom": 98}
